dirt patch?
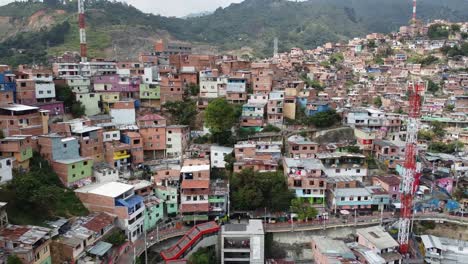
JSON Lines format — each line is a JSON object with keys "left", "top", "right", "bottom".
{"left": 27, "top": 9, "right": 59, "bottom": 31}
{"left": 416, "top": 222, "right": 468, "bottom": 240}
{"left": 314, "top": 127, "right": 355, "bottom": 144}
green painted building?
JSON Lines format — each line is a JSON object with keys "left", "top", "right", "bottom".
{"left": 52, "top": 158, "right": 94, "bottom": 187}
{"left": 155, "top": 187, "right": 178, "bottom": 216}
{"left": 143, "top": 197, "right": 164, "bottom": 231}
{"left": 140, "top": 83, "right": 160, "bottom": 99}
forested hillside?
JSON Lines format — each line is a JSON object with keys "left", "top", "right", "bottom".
{"left": 1, "top": 0, "right": 468, "bottom": 65}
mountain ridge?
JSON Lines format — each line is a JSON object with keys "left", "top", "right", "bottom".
{"left": 1, "top": 0, "right": 468, "bottom": 65}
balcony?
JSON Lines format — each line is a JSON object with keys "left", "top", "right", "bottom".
{"left": 113, "top": 150, "right": 130, "bottom": 160}
{"left": 116, "top": 195, "right": 144, "bottom": 217}
{"left": 224, "top": 238, "right": 250, "bottom": 251}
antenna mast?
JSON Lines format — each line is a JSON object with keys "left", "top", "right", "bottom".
{"left": 78, "top": 0, "right": 87, "bottom": 62}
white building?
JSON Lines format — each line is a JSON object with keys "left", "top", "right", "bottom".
{"left": 102, "top": 130, "right": 121, "bottom": 142}
{"left": 356, "top": 225, "right": 401, "bottom": 264}
{"left": 199, "top": 69, "right": 227, "bottom": 98}
{"left": 75, "top": 182, "right": 145, "bottom": 242}
{"left": 67, "top": 76, "right": 91, "bottom": 94}
{"left": 35, "top": 76, "right": 56, "bottom": 101}
{"left": 210, "top": 146, "right": 234, "bottom": 169}
{"left": 0, "top": 158, "right": 13, "bottom": 183}
{"left": 421, "top": 235, "right": 468, "bottom": 264}
{"left": 317, "top": 152, "right": 368, "bottom": 181}
{"left": 109, "top": 101, "right": 136, "bottom": 125}
{"left": 93, "top": 163, "right": 119, "bottom": 183}
{"left": 165, "top": 125, "right": 188, "bottom": 158}
{"left": 221, "top": 219, "right": 265, "bottom": 264}
{"left": 248, "top": 93, "right": 269, "bottom": 104}
{"left": 143, "top": 66, "right": 160, "bottom": 84}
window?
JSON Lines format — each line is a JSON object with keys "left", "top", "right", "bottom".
{"left": 341, "top": 197, "right": 345, "bottom": 201}
{"left": 356, "top": 169, "right": 361, "bottom": 173}
{"left": 335, "top": 169, "right": 340, "bottom": 173}
{"left": 349, "top": 196, "right": 354, "bottom": 201}
{"left": 84, "top": 161, "right": 88, "bottom": 166}
{"left": 63, "top": 144, "right": 67, "bottom": 148}
{"left": 72, "top": 165, "right": 75, "bottom": 169}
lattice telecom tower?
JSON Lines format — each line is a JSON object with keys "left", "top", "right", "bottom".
{"left": 397, "top": 81, "right": 425, "bottom": 254}
{"left": 412, "top": 0, "right": 417, "bottom": 22}
{"left": 78, "top": 0, "right": 87, "bottom": 62}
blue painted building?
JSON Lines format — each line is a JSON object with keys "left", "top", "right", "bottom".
{"left": 0, "top": 70, "right": 17, "bottom": 103}
{"left": 305, "top": 101, "right": 330, "bottom": 116}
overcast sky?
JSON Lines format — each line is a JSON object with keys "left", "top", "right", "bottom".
{"left": 0, "top": 0, "right": 245, "bottom": 17}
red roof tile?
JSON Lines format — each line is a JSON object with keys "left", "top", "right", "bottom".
{"left": 180, "top": 180, "right": 210, "bottom": 189}
{"left": 137, "top": 114, "right": 166, "bottom": 121}
{"left": 83, "top": 213, "right": 115, "bottom": 233}
{"left": 180, "top": 203, "right": 209, "bottom": 213}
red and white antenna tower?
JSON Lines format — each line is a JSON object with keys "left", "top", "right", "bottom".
{"left": 397, "top": 81, "right": 425, "bottom": 255}
{"left": 78, "top": 0, "right": 87, "bottom": 62}
{"left": 412, "top": 0, "right": 417, "bottom": 22}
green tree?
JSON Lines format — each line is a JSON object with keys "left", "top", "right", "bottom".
{"left": 2, "top": 153, "right": 87, "bottom": 225}
{"left": 367, "top": 40, "right": 376, "bottom": 49}
{"left": 230, "top": 169, "right": 294, "bottom": 212}
{"left": 188, "top": 83, "right": 200, "bottom": 96}
{"left": 105, "top": 230, "right": 127, "bottom": 246}
{"left": 418, "top": 130, "right": 435, "bottom": 141}
{"left": 428, "top": 24, "right": 450, "bottom": 39}
{"left": 291, "top": 198, "right": 318, "bottom": 221}
{"left": 262, "top": 124, "right": 281, "bottom": 133}
{"left": 223, "top": 153, "right": 235, "bottom": 173}
{"left": 344, "top": 146, "right": 361, "bottom": 153}
{"left": 445, "top": 104, "right": 455, "bottom": 112}
{"left": 7, "top": 255, "right": 22, "bottom": 264}
{"left": 427, "top": 79, "right": 440, "bottom": 94}
{"left": 428, "top": 141, "right": 464, "bottom": 153}
{"left": 205, "top": 98, "right": 236, "bottom": 134}
{"left": 189, "top": 247, "right": 216, "bottom": 264}
{"left": 163, "top": 99, "right": 198, "bottom": 128}
{"left": 306, "top": 110, "right": 341, "bottom": 128}
{"left": 431, "top": 121, "right": 446, "bottom": 138}
{"left": 373, "top": 96, "right": 382, "bottom": 107}
{"left": 71, "top": 101, "right": 86, "bottom": 118}
{"left": 451, "top": 24, "right": 461, "bottom": 32}
{"left": 55, "top": 84, "right": 74, "bottom": 106}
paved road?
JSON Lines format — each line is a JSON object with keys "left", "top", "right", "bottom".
{"left": 114, "top": 211, "right": 468, "bottom": 263}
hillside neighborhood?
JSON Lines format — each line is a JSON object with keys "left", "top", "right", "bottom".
{"left": 0, "top": 1, "right": 468, "bottom": 263}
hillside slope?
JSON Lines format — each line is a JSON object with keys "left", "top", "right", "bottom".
{"left": 1, "top": 0, "right": 468, "bottom": 65}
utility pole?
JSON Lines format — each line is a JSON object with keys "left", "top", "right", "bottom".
{"left": 144, "top": 230, "right": 148, "bottom": 264}
{"left": 290, "top": 206, "right": 293, "bottom": 231}
{"left": 380, "top": 204, "right": 384, "bottom": 226}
